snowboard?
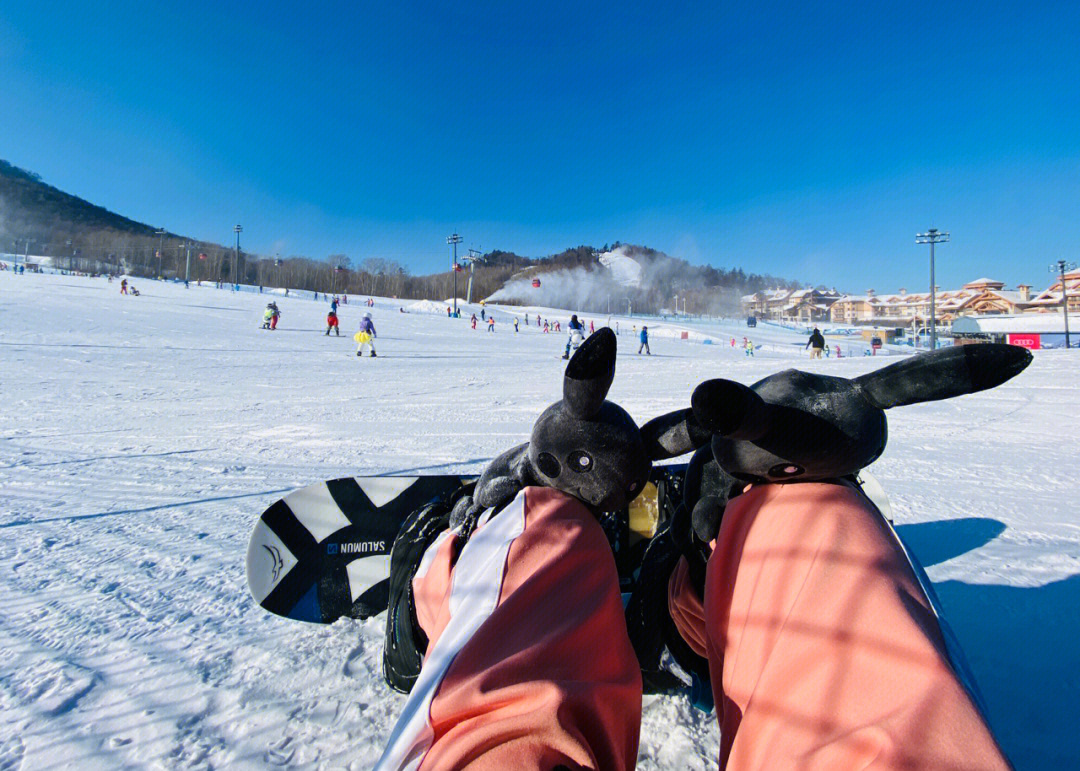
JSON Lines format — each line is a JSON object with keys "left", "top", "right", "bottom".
{"left": 246, "top": 476, "right": 470, "bottom": 624}
{"left": 246, "top": 468, "right": 897, "bottom": 625}
{"left": 246, "top": 466, "right": 689, "bottom": 625}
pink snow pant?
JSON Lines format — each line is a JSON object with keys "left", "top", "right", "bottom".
{"left": 670, "top": 482, "right": 1010, "bottom": 770}
{"left": 377, "top": 487, "right": 641, "bottom": 771}
{"left": 378, "top": 484, "right": 1010, "bottom": 770}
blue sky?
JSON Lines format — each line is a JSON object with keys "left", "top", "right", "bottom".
{"left": 2, "top": 1, "right": 1078, "bottom": 291}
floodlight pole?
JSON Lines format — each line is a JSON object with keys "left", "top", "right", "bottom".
{"left": 184, "top": 242, "right": 192, "bottom": 286}
{"left": 916, "top": 228, "right": 949, "bottom": 351}
{"left": 447, "top": 233, "right": 463, "bottom": 315}
{"left": 233, "top": 225, "right": 242, "bottom": 289}
{"left": 1051, "top": 260, "right": 1076, "bottom": 348}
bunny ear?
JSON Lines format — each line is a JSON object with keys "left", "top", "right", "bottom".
{"left": 640, "top": 408, "right": 713, "bottom": 460}
{"left": 856, "top": 344, "right": 1032, "bottom": 410}
{"left": 691, "top": 378, "right": 772, "bottom": 440}
{"left": 563, "top": 327, "right": 617, "bottom": 419}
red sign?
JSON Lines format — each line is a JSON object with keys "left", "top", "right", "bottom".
{"left": 1007, "top": 333, "right": 1041, "bottom": 349}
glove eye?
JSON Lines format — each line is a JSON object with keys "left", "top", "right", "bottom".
{"left": 536, "top": 452, "right": 561, "bottom": 478}
{"left": 567, "top": 451, "right": 593, "bottom": 473}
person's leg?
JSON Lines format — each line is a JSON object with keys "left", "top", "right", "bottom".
{"left": 378, "top": 487, "right": 641, "bottom": 771}
{"left": 670, "top": 482, "right": 1010, "bottom": 770}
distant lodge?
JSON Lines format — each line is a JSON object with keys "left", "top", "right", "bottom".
{"left": 742, "top": 272, "right": 1080, "bottom": 328}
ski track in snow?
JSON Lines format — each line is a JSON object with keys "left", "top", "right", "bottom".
{"left": 1, "top": 272, "right": 1077, "bottom": 769}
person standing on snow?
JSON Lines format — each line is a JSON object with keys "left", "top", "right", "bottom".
{"left": 326, "top": 309, "right": 340, "bottom": 336}
{"left": 354, "top": 311, "right": 377, "bottom": 357}
{"left": 471, "top": 314, "right": 478, "bottom": 330}
{"left": 513, "top": 317, "right": 519, "bottom": 333}
{"left": 487, "top": 316, "right": 495, "bottom": 332}
{"left": 481, "top": 308, "right": 486, "bottom": 321}
{"left": 638, "top": 325, "right": 650, "bottom": 355}
{"left": 120, "top": 278, "right": 128, "bottom": 295}
{"left": 331, "top": 296, "right": 339, "bottom": 314}
{"left": 806, "top": 327, "right": 825, "bottom": 359}
{"left": 563, "top": 314, "right": 585, "bottom": 359}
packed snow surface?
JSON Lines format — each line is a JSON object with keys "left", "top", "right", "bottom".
{"left": 1, "top": 272, "right": 1078, "bottom": 769}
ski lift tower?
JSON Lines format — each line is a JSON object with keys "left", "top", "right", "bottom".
{"left": 464, "top": 249, "right": 482, "bottom": 304}
{"left": 447, "top": 233, "right": 463, "bottom": 315}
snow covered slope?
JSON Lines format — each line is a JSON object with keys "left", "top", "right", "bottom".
{"left": 1, "top": 272, "right": 1077, "bottom": 769}
{"left": 598, "top": 247, "right": 643, "bottom": 287}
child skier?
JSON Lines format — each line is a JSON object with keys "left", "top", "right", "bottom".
{"left": 120, "top": 278, "right": 128, "bottom": 295}
{"left": 513, "top": 317, "right": 519, "bottom": 333}
{"left": 638, "top": 325, "right": 650, "bottom": 354}
{"left": 325, "top": 309, "right": 340, "bottom": 336}
{"left": 745, "top": 339, "right": 755, "bottom": 356}
{"left": 471, "top": 314, "right": 478, "bottom": 330}
{"left": 354, "top": 312, "right": 377, "bottom": 357}
{"left": 487, "top": 316, "right": 495, "bottom": 332}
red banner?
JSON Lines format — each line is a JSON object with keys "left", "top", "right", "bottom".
{"left": 1007, "top": 333, "right": 1041, "bottom": 349}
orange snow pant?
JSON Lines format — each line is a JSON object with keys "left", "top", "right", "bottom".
{"left": 377, "top": 487, "right": 641, "bottom": 771}
{"left": 670, "top": 482, "right": 1011, "bottom": 770}
{"left": 378, "top": 484, "right": 1010, "bottom": 770}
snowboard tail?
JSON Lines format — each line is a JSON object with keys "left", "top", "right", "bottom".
{"left": 247, "top": 476, "right": 469, "bottom": 623}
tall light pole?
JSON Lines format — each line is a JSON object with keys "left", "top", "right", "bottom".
{"left": 1050, "top": 260, "right": 1077, "bottom": 349}
{"left": 155, "top": 229, "right": 167, "bottom": 278}
{"left": 447, "top": 233, "right": 463, "bottom": 315}
{"left": 233, "top": 224, "right": 242, "bottom": 289}
{"left": 916, "top": 228, "right": 949, "bottom": 351}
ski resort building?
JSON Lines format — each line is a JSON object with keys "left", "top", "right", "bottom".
{"left": 952, "top": 313, "right": 1078, "bottom": 349}
{"left": 824, "top": 278, "right": 1048, "bottom": 327}
{"left": 741, "top": 288, "right": 840, "bottom": 323}
{"left": 1024, "top": 268, "right": 1080, "bottom": 315}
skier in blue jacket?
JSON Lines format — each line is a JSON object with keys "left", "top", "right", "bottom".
{"left": 562, "top": 314, "right": 586, "bottom": 359}
{"left": 638, "top": 325, "right": 650, "bottom": 355}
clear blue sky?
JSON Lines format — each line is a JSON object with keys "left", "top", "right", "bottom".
{"left": 2, "top": 1, "right": 1079, "bottom": 291}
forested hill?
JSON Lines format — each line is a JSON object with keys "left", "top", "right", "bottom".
{"left": 1, "top": 160, "right": 807, "bottom": 312}
{"left": 0, "top": 159, "right": 167, "bottom": 244}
